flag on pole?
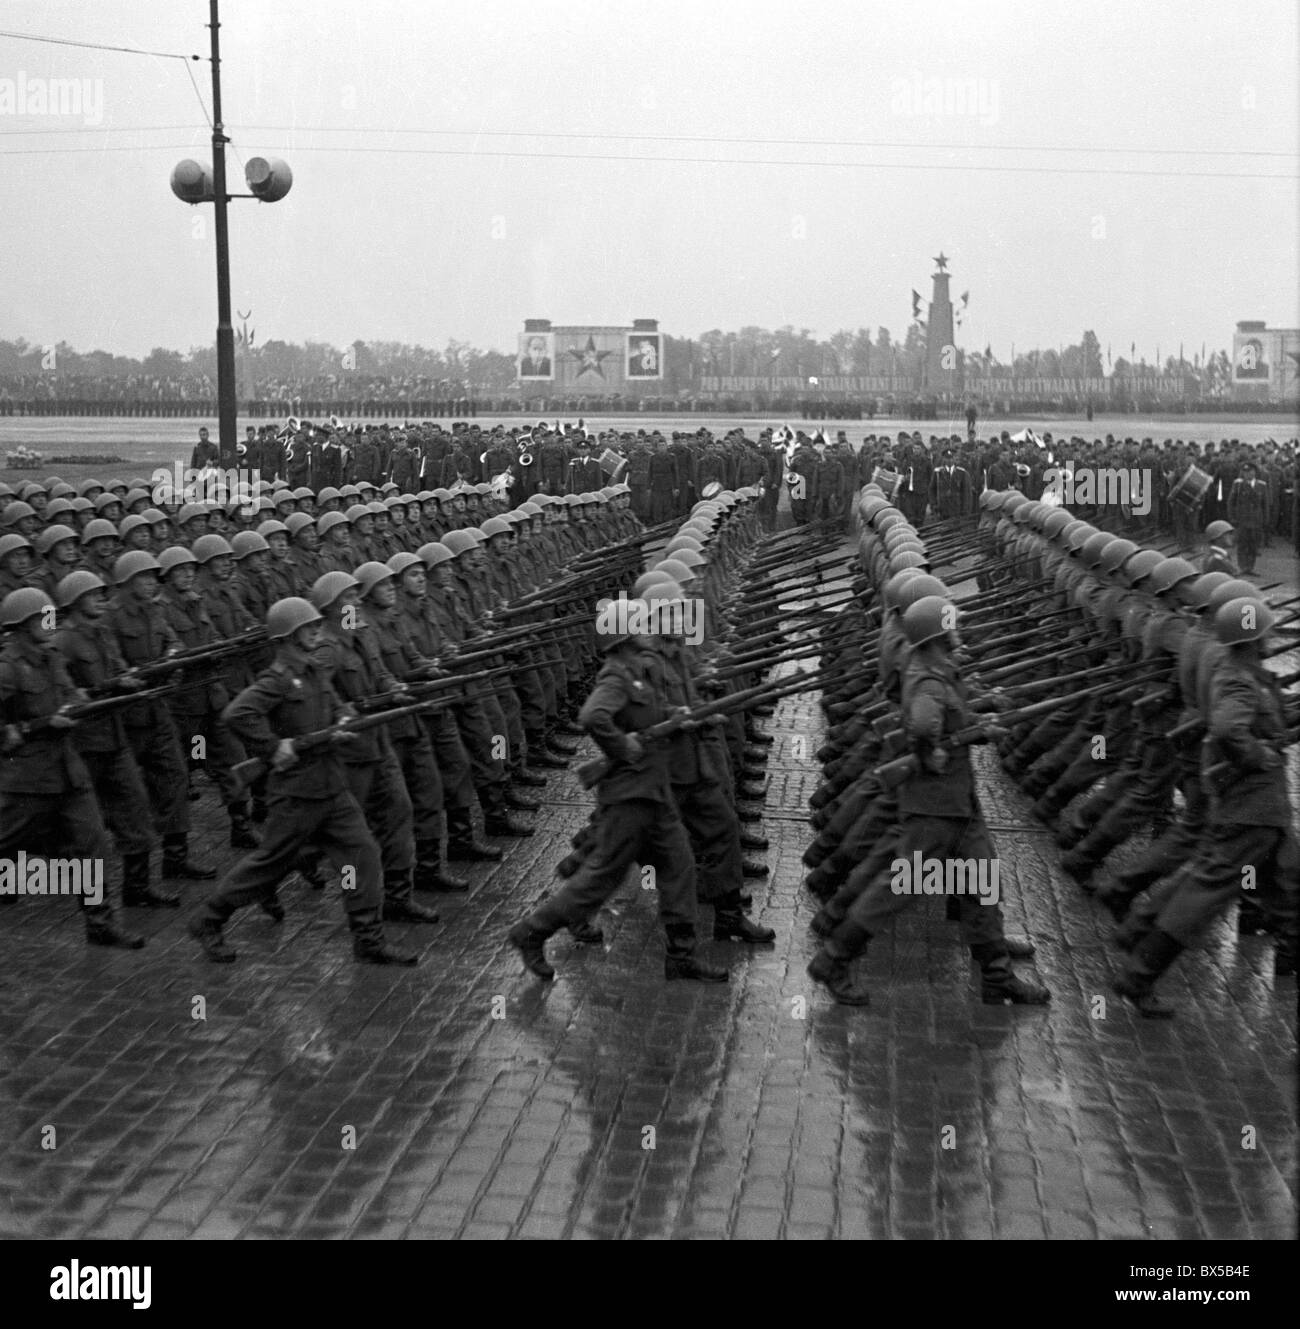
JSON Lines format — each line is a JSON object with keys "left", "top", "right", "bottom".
{"left": 911, "top": 290, "right": 922, "bottom": 320}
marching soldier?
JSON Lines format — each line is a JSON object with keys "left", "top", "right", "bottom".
{"left": 507, "top": 602, "right": 728, "bottom": 984}
{"left": 187, "top": 596, "right": 419, "bottom": 965}
{"left": 0, "top": 587, "right": 143, "bottom": 949}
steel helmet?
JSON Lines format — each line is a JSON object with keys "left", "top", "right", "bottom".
{"left": 1098, "top": 538, "right": 1139, "bottom": 575}
{"left": 461, "top": 526, "right": 487, "bottom": 546}
{"left": 113, "top": 551, "right": 161, "bottom": 585}
{"left": 902, "top": 595, "right": 958, "bottom": 647}
{"left": 257, "top": 519, "right": 289, "bottom": 539}
{"left": 158, "top": 546, "right": 198, "bottom": 576}
{"left": 80, "top": 518, "right": 119, "bottom": 546}
{"left": 344, "top": 505, "right": 373, "bottom": 524}
{"left": 309, "top": 571, "right": 361, "bottom": 610}
{"left": 354, "top": 561, "right": 396, "bottom": 597}
{"left": 641, "top": 579, "right": 685, "bottom": 604}
{"left": 292, "top": 486, "right": 315, "bottom": 502}
{"left": 386, "top": 551, "right": 422, "bottom": 578}
{"left": 0, "top": 534, "right": 33, "bottom": 561}
{"left": 430, "top": 488, "right": 452, "bottom": 503}
{"left": 35, "top": 524, "right": 79, "bottom": 556}
{"left": 1, "top": 501, "right": 37, "bottom": 527}
{"left": 316, "top": 511, "right": 350, "bottom": 538}
{"left": 76, "top": 478, "right": 105, "bottom": 498}
{"left": 317, "top": 487, "right": 342, "bottom": 505}
{"left": 1041, "top": 509, "right": 1073, "bottom": 539}
{"left": 1213, "top": 596, "right": 1275, "bottom": 646}
{"left": 882, "top": 567, "right": 925, "bottom": 608}
{"left": 978, "top": 489, "right": 1006, "bottom": 512}
{"left": 594, "top": 596, "right": 648, "bottom": 652}
{"left": 266, "top": 596, "right": 323, "bottom": 640}
{"left": 48, "top": 481, "right": 75, "bottom": 499}
{"left": 140, "top": 508, "right": 168, "bottom": 526}
{"left": 118, "top": 513, "right": 152, "bottom": 541}
{"left": 896, "top": 573, "right": 951, "bottom": 609}
{"left": 890, "top": 550, "right": 930, "bottom": 573}
{"left": 1185, "top": 571, "right": 1232, "bottom": 610}
{"left": 418, "top": 542, "right": 454, "bottom": 568}
{"left": 285, "top": 511, "right": 315, "bottom": 537}
{"left": 1123, "top": 549, "right": 1164, "bottom": 586}
{"left": 665, "top": 535, "right": 704, "bottom": 555}
{"left": 632, "top": 570, "right": 675, "bottom": 597}
{"left": 69, "top": 497, "right": 94, "bottom": 515}
{"left": 1206, "top": 578, "right": 1257, "bottom": 612}
{"left": 1205, "top": 520, "right": 1234, "bottom": 541}
{"left": 1080, "top": 532, "right": 1115, "bottom": 569}
{"left": 502, "top": 510, "right": 527, "bottom": 524}
{"left": 0, "top": 587, "right": 52, "bottom": 627}
{"left": 45, "top": 498, "right": 76, "bottom": 522}
{"left": 655, "top": 558, "right": 695, "bottom": 584}
{"left": 383, "top": 495, "right": 407, "bottom": 510}
{"left": 339, "top": 484, "right": 361, "bottom": 500}
{"left": 176, "top": 502, "right": 209, "bottom": 526}
{"left": 441, "top": 529, "right": 476, "bottom": 556}
{"left": 55, "top": 570, "right": 107, "bottom": 609}
{"left": 191, "top": 534, "right": 235, "bottom": 564}
{"left": 94, "top": 492, "right": 125, "bottom": 513}
{"left": 1066, "top": 524, "right": 1099, "bottom": 553}
{"left": 481, "top": 516, "right": 513, "bottom": 538}
{"left": 1149, "top": 556, "right": 1198, "bottom": 596}
{"left": 366, "top": 501, "right": 388, "bottom": 517}
{"left": 671, "top": 548, "right": 707, "bottom": 569}
{"left": 231, "top": 531, "right": 270, "bottom": 559}
{"left": 519, "top": 501, "right": 543, "bottom": 518}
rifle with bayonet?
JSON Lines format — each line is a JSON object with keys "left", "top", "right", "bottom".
{"left": 18, "top": 683, "right": 180, "bottom": 738}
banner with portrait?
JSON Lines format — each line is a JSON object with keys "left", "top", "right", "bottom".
{"left": 518, "top": 332, "right": 555, "bottom": 380}
{"left": 626, "top": 332, "right": 662, "bottom": 380}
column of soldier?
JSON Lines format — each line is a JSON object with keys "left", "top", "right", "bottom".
{"left": 1, "top": 453, "right": 840, "bottom": 977}
{"left": 0, "top": 464, "right": 663, "bottom": 964}
{"left": 801, "top": 483, "right": 1298, "bottom": 1017}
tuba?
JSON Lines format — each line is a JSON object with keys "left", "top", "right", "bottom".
{"left": 701, "top": 480, "right": 724, "bottom": 499}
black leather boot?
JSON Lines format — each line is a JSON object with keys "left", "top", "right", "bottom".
{"left": 121, "top": 852, "right": 179, "bottom": 908}
{"left": 504, "top": 786, "right": 542, "bottom": 811}
{"left": 664, "top": 923, "right": 728, "bottom": 982}
{"left": 973, "top": 942, "right": 1051, "bottom": 1005}
{"left": 1112, "top": 929, "right": 1182, "bottom": 1018}
{"left": 383, "top": 871, "right": 441, "bottom": 924}
{"left": 350, "top": 910, "right": 419, "bottom": 965}
{"left": 806, "top": 948, "right": 870, "bottom": 1005}
{"left": 512, "top": 767, "right": 547, "bottom": 788}
{"left": 188, "top": 914, "right": 237, "bottom": 963}
{"left": 508, "top": 918, "right": 556, "bottom": 980}
{"left": 713, "top": 891, "right": 775, "bottom": 943}
{"left": 739, "top": 831, "right": 769, "bottom": 852}
{"left": 85, "top": 908, "right": 145, "bottom": 950}
{"left": 162, "top": 834, "right": 217, "bottom": 881}
{"left": 567, "top": 918, "right": 604, "bottom": 945}
{"left": 413, "top": 842, "right": 470, "bottom": 892}
{"left": 447, "top": 808, "right": 504, "bottom": 862}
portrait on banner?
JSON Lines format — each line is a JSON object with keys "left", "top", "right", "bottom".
{"left": 626, "top": 333, "right": 662, "bottom": 379}
{"left": 518, "top": 332, "right": 554, "bottom": 379}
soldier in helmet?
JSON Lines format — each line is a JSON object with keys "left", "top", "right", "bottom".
{"left": 508, "top": 601, "right": 728, "bottom": 985}
{"left": 53, "top": 570, "right": 173, "bottom": 908}
{"left": 806, "top": 596, "right": 1051, "bottom": 1007}
{"left": 106, "top": 551, "right": 215, "bottom": 883}
{"left": 1201, "top": 520, "right": 1237, "bottom": 576}
{"left": 187, "top": 596, "right": 418, "bottom": 965}
{"left": 1111, "top": 597, "right": 1297, "bottom": 1016}
{"left": 0, "top": 586, "right": 142, "bottom": 949}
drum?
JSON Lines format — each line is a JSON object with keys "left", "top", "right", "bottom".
{"left": 1167, "top": 463, "right": 1212, "bottom": 512}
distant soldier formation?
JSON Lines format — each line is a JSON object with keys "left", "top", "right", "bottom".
{"left": 0, "top": 418, "right": 1295, "bottom": 1022}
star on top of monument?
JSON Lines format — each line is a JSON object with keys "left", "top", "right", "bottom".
{"left": 566, "top": 335, "right": 614, "bottom": 379}
{"left": 933, "top": 252, "right": 949, "bottom": 272}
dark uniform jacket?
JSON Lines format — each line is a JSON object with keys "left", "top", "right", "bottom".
{"left": 581, "top": 644, "right": 677, "bottom": 807}
{"left": 899, "top": 642, "right": 977, "bottom": 818}
{"left": 0, "top": 636, "right": 94, "bottom": 794}
{"left": 53, "top": 618, "right": 132, "bottom": 753}
{"left": 1204, "top": 652, "right": 1292, "bottom": 827}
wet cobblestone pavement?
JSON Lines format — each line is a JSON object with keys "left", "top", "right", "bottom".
{"left": 0, "top": 564, "right": 1295, "bottom": 1242}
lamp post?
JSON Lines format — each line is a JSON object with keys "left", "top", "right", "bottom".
{"left": 170, "top": 0, "right": 292, "bottom": 467}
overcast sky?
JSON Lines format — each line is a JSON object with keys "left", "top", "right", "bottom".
{"left": 1, "top": 0, "right": 1297, "bottom": 362}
